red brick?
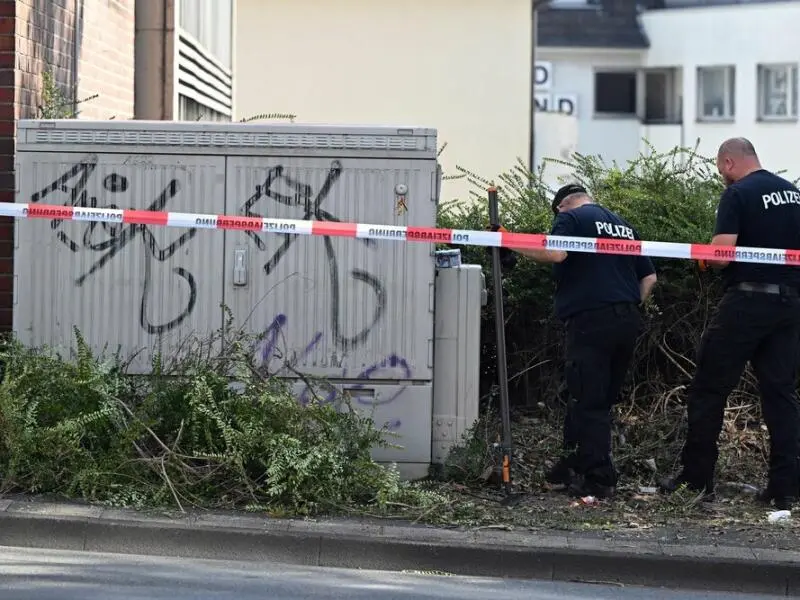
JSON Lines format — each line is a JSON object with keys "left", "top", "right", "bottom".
{"left": 0, "top": 170, "right": 13, "bottom": 191}
{"left": 0, "top": 221, "right": 12, "bottom": 243}
{"left": 0, "top": 273, "right": 13, "bottom": 294}
{"left": 0, "top": 257, "right": 11, "bottom": 277}
{"left": 0, "top": 34, "right": 13, "bottom": 52}
{"left": 0, "top": 307, "right": 12, "bottom": 332}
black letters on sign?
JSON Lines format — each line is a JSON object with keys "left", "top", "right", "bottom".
{"left": 557, "top": 97, "right": 575, "bottom": 116}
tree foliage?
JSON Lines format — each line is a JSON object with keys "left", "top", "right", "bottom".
{"left": 436, "top": 141, "right": 800, "bottom": 487}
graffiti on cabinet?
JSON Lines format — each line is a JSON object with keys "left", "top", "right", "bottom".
{"left": 29, "top": 156, "right": 197, "bottom": 334}
{"left": 240, "top": 160, "right": 387, "bottom": 351}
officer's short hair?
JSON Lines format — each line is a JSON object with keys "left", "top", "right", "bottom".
{"left": 551, "top": 183, "right": 588, "bottom": 215}
{"left": 718, "top": 137, "right": 757, "bottom": 158}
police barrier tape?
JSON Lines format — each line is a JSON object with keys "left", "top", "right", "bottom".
{"left": 2, "top": 201, "right": 800, "bottom": 266}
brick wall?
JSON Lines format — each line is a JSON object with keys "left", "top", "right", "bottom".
{"left": 76, "top": 0, "right": 135, "bottom": 119}
{"left": 12, "top": 0, "right": 135, "bottom": 121}
{"left": 0, "top": 0, "right": 136, "bottom": 332}
{"left": 15, "top": 0, "right": 77, "bottom": 121}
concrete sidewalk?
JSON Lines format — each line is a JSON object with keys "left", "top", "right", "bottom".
{"left": 0, "top": 498, "right": 797, "bottom": 597}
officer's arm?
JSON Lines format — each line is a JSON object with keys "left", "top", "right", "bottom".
{"left": 512, "top": 246, "right": 567, "bottom": 263}
{"left": 634, "top": 250, "right": 657, "bottom": 302}
{"left": 507, "top": 212, "right": 574, "bottom": 263}
{"left": 640, "top": 273, "right": 657, "bottom": 302}
{"left": 706, "top": 188, "right": 740, "bottom": 269}
{"left": 707, "top": 234, "right": 738, "bottom": 269}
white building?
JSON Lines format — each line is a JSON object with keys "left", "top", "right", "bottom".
{"left": 231, "top": 0, "right": 798, "bottom": 200}
{"left": 234, "top": 0, "right": 533, "bottom": 204}
{"left": 537, "top": 0, "right": 800, "bottom": 176}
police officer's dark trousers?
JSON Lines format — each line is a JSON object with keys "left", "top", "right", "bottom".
{"left": 561, "top": 302, "right": 642, "bottom": 487}
{"left": 680, "top": 285, "right": 800, "bottom": 497}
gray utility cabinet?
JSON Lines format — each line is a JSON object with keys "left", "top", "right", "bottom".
{"left": 14, "top": 119, "right": 481, "bottom": 479}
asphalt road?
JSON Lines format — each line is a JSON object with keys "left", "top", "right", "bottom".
{"left": 0, "top": 546, "right": 787, "bottom": 600}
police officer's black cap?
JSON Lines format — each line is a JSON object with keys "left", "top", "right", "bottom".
{"left": 551, "top": 183, "right": 587, "bottom": 215}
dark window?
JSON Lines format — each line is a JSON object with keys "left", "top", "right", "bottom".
{"left": 594, "top": 72, "right": 637, "bottom": 115}
{"left": 645, "top": 71, "right": 668, "bottom": 121}
{"left": 643, "top": 69, "right": 681, "bottom": 123}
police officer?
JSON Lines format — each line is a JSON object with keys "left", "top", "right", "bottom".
{"left": 494, "top": 183, "right": 657, "bottom": 498}
{"left": 660, "top": 138, "right": 800, "bottom": 510}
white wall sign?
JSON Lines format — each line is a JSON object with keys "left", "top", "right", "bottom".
{"left": 534, "top": 62, "right": 578, "bottom": 117}
{"left": 535, "top": 92, "right": 578, "bottom": 117}
{"left": 535, "top": 61, "right": 552, "bottom": 90}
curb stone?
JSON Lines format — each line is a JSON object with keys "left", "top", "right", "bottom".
{"left": 0, "top": 500, "right": 798, "bottom": 596}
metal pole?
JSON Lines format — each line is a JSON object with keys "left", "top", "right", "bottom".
{"left": 528, "top": 0, "right": 538, "bottom": 186}
{"left": 487, "top": 186, "right": 513, "bottom": 496}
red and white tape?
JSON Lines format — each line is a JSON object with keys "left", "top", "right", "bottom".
{"left": 2, "top": 201, "right": 798, "bottom": 266}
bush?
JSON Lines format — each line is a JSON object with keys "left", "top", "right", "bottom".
{"left": 0, "top": 319, "right": 425, "bottom": 516}
{"left": 437, "top": 141, "right": 800, "bottom": 489}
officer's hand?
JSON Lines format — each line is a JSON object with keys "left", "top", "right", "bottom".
{"left": 500, "top": 250, "right": 518, "bottom": 270}
{"left": 484, "top": 224, "right": 517, "bottom": 270}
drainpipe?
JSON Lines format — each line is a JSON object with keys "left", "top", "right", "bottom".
{"left": 72, "top": 0, "right": 83, "bottom": 114}
{"left": 528, "top": 1, "right": 538, "bottom": 187}
{"left": 135, "top": 0, "right": 170, "bottom": 119}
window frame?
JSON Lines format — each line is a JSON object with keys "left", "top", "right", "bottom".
{"left": 548, "top": 0, "right": 600, "bottom": 8}
{"left": 696, "top": 65, "right": 736, "bottom": 122}
{"left": 641, "top": 67, "right": 682, "bottom": 125}
{"left": 593, "top": 70, "right": 638, "bottom": 118}
{"left": 757, "top": 63, "right": 799, "bottom": 122}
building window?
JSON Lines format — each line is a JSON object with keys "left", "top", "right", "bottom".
{"left": 179, "top": 0, "right": 233, "bottom": 69}
{"left": 643, "top": 68, "right": 682, "bottom": 124}
{"left": 757, "top": 64, "right": 798, "bottom": 120}
{"left": 178, "top": 94, "right": 231, "bottom": 122}
{"left": 594, "top": 71, "right": 637, "bottom": 116}
{"left": 697, "top": 66, "right": 735, "bottom": 121}
{"left": 548, "top": 0, "right": 601, "bottom": 7}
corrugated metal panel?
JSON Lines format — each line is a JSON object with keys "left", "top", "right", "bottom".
{"left": 287, "top": 381, "right": 433, "bottom": 465}
{"left": 226, "top": 156, "right": 437, "bottom": 382}
{"left": 17, "top": 120, "right": 438, "bottom": 154}
{"left": 14, "top": 152, "right": 226, "bottom": 373}
{"left": 14, "top": 121, "right": 439, "bottom": 387}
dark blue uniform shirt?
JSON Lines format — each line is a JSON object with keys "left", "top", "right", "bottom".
{"left": 714, "top": 169, "right": 800, "bottom": 289}
{"left": 550, "top": 204, "right": 655, "bottom": 321}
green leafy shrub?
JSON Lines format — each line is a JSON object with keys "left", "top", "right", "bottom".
{"left": 0, "top": 321, "right": 422, "bottom": 516}
{"left": 38, "top": 69, "right": 98, "bottom": 119}
{"left": 437, "top": 141, "right": 800, "bottom": 489}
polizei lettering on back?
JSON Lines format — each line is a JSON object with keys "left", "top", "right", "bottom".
{"left": 594, "top": 221, "right": 635, "bottom": 240}
{"left": 762, "top": 189, "right": 800, "bottom": 210}
{"left": 368, "top": 227, "right": 405, "bottom": 238}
